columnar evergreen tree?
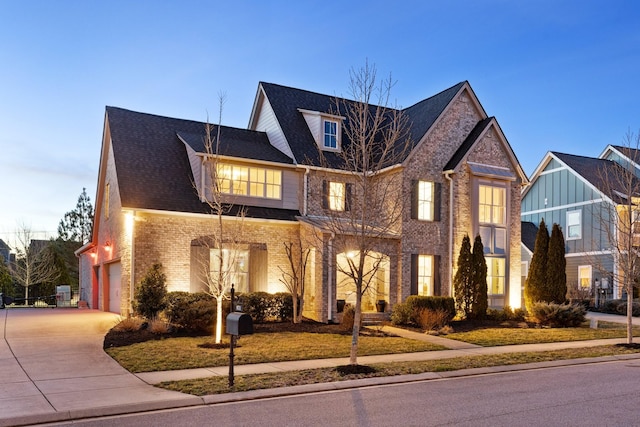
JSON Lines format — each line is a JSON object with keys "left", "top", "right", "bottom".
{"left": 454, "top": 235, "right": 473, "bottom": 318}
{"left": 546, "top": 223, "right": 567, "bottom": 303}
{"left": 471, "top": 235, "right": 488, "bottom": 319}
{"left": 525, "top": 218, "right": 549, "bottom": 311}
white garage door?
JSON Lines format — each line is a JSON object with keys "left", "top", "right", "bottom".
{"left": 107, "top": 262, "right": 121, "bottom": 314}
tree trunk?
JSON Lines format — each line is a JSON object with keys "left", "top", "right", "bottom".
{"left": 215, "top": 297, "right": 223, "bottom": 344}
{"left": 350, "top": 290, "right": 362, "bottom": 365}
{"left": 627, "top": 283, "right": 633, "bottom": 345}
{"left": 292, "top": 294, "right": 299, "bottom": 324}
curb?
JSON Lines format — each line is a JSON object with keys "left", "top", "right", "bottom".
{"left": 5, "top": 353, "right": 640, "bottom": 426}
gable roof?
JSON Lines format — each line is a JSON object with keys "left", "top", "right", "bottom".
{"left": 551, "top": 152, "right": 640, "bottom": 203}
{"left": 444, "top": 117, "right": 493, "bottom": 171}
{"left": 257, "top": 81, "right": 467, "bottom": 168}
{"left": 608, "top": 145, "right": 640, "bottom": 163}
{"left": 105, "top": 107, "right": 298, "bottom": 220}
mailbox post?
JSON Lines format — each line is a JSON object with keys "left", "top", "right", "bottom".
{"left": 226, "top": 284, "right": 253, "bottom": 387}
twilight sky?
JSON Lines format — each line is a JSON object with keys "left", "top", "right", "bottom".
{"left": 1, "top": 0, "right": 639, "bottom": 247}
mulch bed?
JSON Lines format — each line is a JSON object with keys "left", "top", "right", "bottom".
{"left": 103, "top": 319, "right": 371, "bottom": 349}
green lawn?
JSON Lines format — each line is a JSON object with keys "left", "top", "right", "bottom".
{"left": 106, "top": 332, "right": 444, "bottom": 373}
{"left": 443, "top": 321, "right": 640, "bottom": 346}
{"left": 158, "top": 345, "right": 640, "bottom": 395}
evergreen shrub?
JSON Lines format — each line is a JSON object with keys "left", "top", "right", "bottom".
{"left": 132, "top": 263, "right": 167, "bottom": 320}
{"left": 163, "top": 292, "right": 216, "bottom": 332}
{"left": 528, "top": 302, "right": 586, "bottom": 327}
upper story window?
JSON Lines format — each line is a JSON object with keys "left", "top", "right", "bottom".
{"left": 418, "top": 181, "right": 434, "bottom": 221}
{"left": 323, "top": 119, "right": 338, "bottom": 150}
{"left": 104, "top": 182, "right": 110, "bottom": 219}
{"left": 329, "top": 181, "right": 345, "bottom": 211}
{"left": 479, "top": 185, "right": 505, "bottom": 225}
{"left": 323, "top": 180, "right": 351, "bottom": 211}
{"left": 411, "top": 180, "right": 440, "bottom": 221}
{"left": 566, "top": 210, "right": 581, "bottom": 240}
{"left": 215, "top": 163, "right": 281, "bottom": 199}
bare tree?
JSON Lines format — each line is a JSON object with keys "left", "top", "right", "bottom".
{"left": 278, "top": 236, "right": 311, "bottom": 323}
{"left": 10, "top": 222, "right": 59, "bottom": 303}
{"left": 594, "top": 130, "right": 640, "bottom": 344}
{"left": 317, "top": 62, "right": 411, "bottom": 365}
{"left": 197, "top": 94, "right": 246, "bottom": 344}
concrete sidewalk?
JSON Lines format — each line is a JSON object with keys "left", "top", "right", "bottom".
{"left": 1, "top": 309, "right": 639, "bottom": 426}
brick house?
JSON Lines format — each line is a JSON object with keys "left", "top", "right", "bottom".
{"left": 77, "top": 80, "right": 528, "bottom": 320}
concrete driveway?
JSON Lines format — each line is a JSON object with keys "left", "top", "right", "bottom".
{"left": 0, "top": 308, "right": 199, "bottom": 427}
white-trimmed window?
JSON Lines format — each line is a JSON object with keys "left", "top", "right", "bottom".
{"left": 215, "top": 163, "right": 281, "bottom": 199}
{"left": 329, "top": 181, "right": 345, "bottom": 211}
{"left": 323, "top": 119, "right": 338, "bottom": 150}
{"left": 487, "top": 257, "right": 505, "bottom": 295}
{"left": 578, "top": 265, "right": 592, "bottom": 289}
{"left": 417, "top": 255, "right": 433, "bottom": 296}
{"left": 417, "top": 181, "right": 434, "bottom": 221}
{"left": 479, "top": 185, "right": 506, "bottom": 225}
{"left": 567, "top": 210, "right": 582, "bottom": 240}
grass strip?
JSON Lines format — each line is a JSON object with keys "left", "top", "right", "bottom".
{"left": 158, "top": 345, "right": 640, "bottom": 395}
{"left": 106, "top": 332, "right": 444, "bottom": 373}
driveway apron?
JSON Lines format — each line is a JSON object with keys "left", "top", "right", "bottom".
{"left": 0, "top": 308, "right": 198, "bottom": 426}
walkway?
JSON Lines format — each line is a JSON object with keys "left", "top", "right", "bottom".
{"left": 1, "top": 309, "right": 639, "bottom": 426}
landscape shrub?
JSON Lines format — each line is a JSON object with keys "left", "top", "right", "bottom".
{"left": 390, "top": 302, "right": 413, "bottom": 326}
{"left": 163, "top": 292, "right": 216, "bottom": 332}
{"left": 614, "top": 300, "right": 640, "bottom": 317}
{"left": 340, "top": 304, "right": 362, "bottom": 332}
{"left": 148, "top": 318, "right": 171, "bottom": 334}
{"left": 112, "top": 316, "right": 145, "bottom": 332}
{"left": 527, "top": 302, "right": 586, "bottom": 327}
{"left": 132, "top": 263, "right": 167, "bottom": 320}
{"left": 486, "top": 306, "right": 526, "bottom": 322}
{"left": 416, "top": 308, "right": 450, "bottom": 331}
{"left": 391, "top": 297, "right": 455, "bottom": 327}
{"left": 236, "top": 292, "right": 293, "bottom": 323}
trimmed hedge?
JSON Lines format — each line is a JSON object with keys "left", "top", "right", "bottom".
{"left": 236, "top": 292, "right": 293, "bottom": 323}
{"left": 163, "top": 292, "right": 218, "bottom": 333}
{"left": 391, "top": 296, "right": 456, "bottom": 326}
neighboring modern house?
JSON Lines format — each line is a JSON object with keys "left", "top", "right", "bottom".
{"left": 77, "top": 80, "right": 528, "bottom": 320}
{"left": 521, "top": 147, "right": 640, "bottom": 301}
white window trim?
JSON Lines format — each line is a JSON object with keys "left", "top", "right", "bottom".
{"left": 566, "top": 210, "right": 582, "bottom": 240}
{"left": 322, "top": 118, "right": 341, "bottom": 152}
{"left": 417, "top": 255, "right": 434, "bottom": 296}
{"left": 578, "top": 265, "right": 592, "bottom": 289}
{"left": 417, "top": 181, "right": 434, "bottom": 221}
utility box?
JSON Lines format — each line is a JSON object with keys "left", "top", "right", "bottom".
{"left": 226, "top": 312, "right": 253, "bottom": 336}
{"left": 56, "top": 285, "right": 71, "bottom": 307}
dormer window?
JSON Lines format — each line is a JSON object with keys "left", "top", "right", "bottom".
{"left": 297, "top": 109, "right": 343, "bottom": 152}
{"left": 324, "top": 119, "right": 338, "bottom": 149}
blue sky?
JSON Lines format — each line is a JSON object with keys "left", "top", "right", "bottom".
{"left": 1, "top": 0, "right": 639, "bottom": 246}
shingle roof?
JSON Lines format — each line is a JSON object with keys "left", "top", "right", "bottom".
{"left": 105, "top": 107, "right": 298, "bottom": 220}
{"left": 610, "top": 145, "right": 640, "bottom": 163}
{"left": 260, "top": 81, "right": 465, "bottom": 168}
{"left": 521, "top": 221, "right": 538, "bottom": 252}
{"left": 443, "top": 117, "right": 493, "bottom": 171}
{"left": 552, "top": 152, "right": 640, "bottom": 203}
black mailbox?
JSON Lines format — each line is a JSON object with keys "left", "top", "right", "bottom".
{"left": 226, "top": 312, "right": 253, "bottom": 336}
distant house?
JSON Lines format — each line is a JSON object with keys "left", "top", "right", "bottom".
{"left": 0, "top": 239, "right": 10, "bottom": 265}
{"left": 77, "top": 80, "right": 528, "bottom": 319}
{"left": 522, "top": 146, "right": 640, "bottom": 300}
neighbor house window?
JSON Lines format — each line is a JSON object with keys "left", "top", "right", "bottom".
{"left": 329, "top": 182, "right": 345, "bottom": 211}
{"left": 215, "top": 163, "right": 281, "bottom": 199}
{"left": 417, "top": 255, "right": 433, "bottom": 296}
{"left": 567, "top": 210, "right": 582, "bottom": 240}
{"left": 487, "top": 257, "right": 505, "bottom": 295}
{"left": 578, "top": 265, "right": 592, "bottom": 289}
{"left": 323, "top": 119, "right": 338, "bottom": 149}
